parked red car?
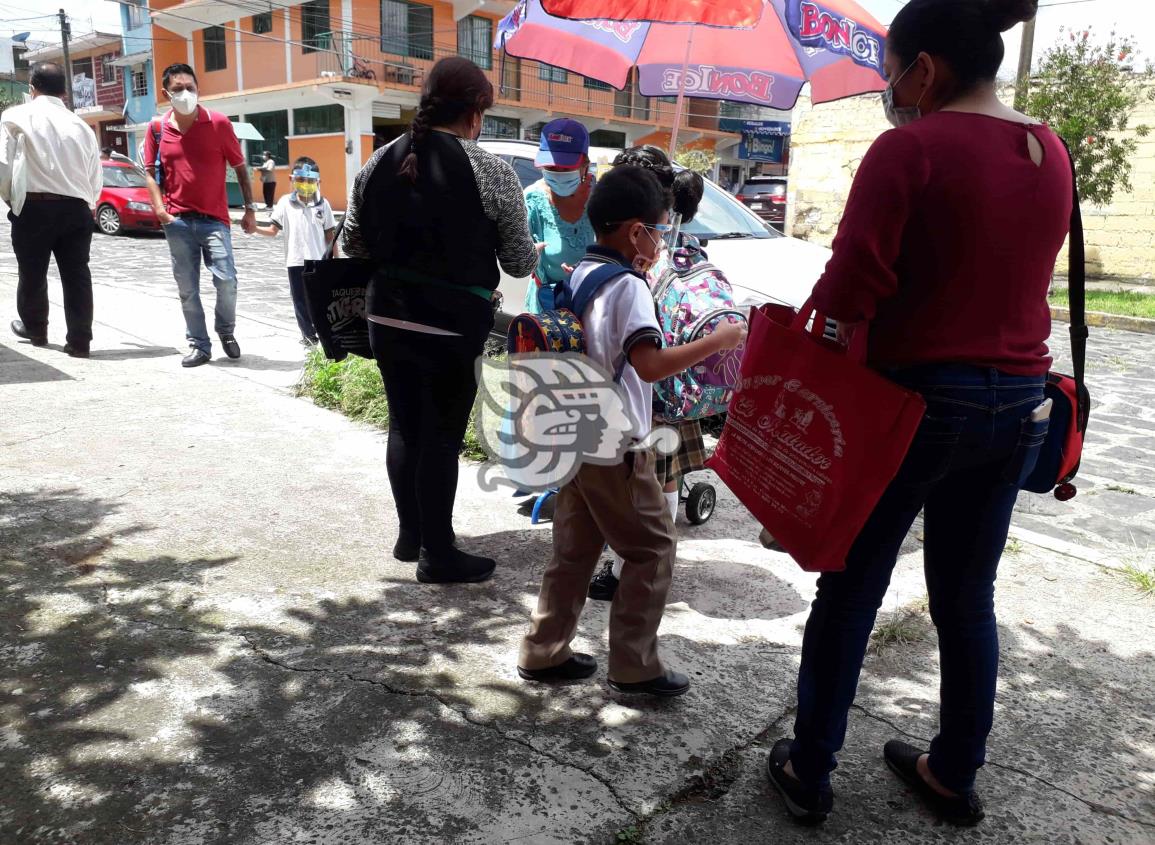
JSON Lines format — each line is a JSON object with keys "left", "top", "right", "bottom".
{"left": 736, "top": 176, "right": 788, "bottom": 232}
{"left": 93, "top": 162, "right": 161, "bottom": 235}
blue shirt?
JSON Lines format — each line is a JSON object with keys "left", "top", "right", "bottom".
{"left": 523, "top": 180, "right": 597, "bottom": 314}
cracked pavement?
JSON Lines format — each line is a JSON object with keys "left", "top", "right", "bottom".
{"left": 2, "top": 214, "right": 1154, "bottom": 843}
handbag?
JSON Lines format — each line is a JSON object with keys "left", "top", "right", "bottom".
{"left": 1021, "top": 138, "right": 1091, "bottom": 500}
{"left": 302, "top": 218, "right": 374, "bottom": 362}
{"left": 706, "top": 301, "right": 927, "bottom": 572}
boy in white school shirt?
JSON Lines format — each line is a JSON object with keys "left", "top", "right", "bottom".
{"left": 255, "top": 156, "right": 336, "bottom": 345}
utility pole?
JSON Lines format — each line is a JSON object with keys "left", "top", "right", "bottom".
{"left": 1014, "top": 15, "right": 1037, "bottom": 111}
{"left": 58, "top": 8, "right": 73, "bottom": 109}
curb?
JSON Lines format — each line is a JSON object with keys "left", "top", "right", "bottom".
{"left": 1051, "top": 306, "right": 1155, "bottom": 335}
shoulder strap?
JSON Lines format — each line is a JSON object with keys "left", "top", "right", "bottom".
{"left": 568, "top": 262, "right": 636, "bottom": 317}
{"left": 1058, "top": 135, "right": 1089, "bottom": 432}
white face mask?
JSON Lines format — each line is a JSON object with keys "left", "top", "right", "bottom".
{"left": 168, "top": 89, "right": 198, "bottom": 116}
{"left": 882, "top": 59, "right": 926, "bottom": 128}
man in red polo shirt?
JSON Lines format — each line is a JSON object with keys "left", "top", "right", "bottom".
{"left": 143, "top": 63, "right": 257, "bottom": 368}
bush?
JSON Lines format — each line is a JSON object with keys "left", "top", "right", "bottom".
{"left": 298, "top": 348, "right": 489, "bottom": 460}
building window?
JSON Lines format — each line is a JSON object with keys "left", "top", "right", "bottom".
{"left": 381, "top": 0, "right": 433, "bottom": 60}
{"left": 131, "top": 67, "right": 148, "bottom": 97}
{"left": 252, "top": 12, "right": 273, "bottom": 34}
{"left": 12, "top": 45, "right": 29, "bottom": 73}
{"left": 102, "top": 55, "right": 117, "bottom": 84}
{"left": 500, "top": 56, "right": 520, "bottom": 101}
{"left": 204, "top": 26, "right": 228, "bottom": 72}
{"left": 481, "top": 115, "right": 519, "bottom": 140}
{"left": 245, "top": 110, "right": 289, "bottom": 165}
{"left": 589, "top": 129, "right": 626, "bottom": 148}
{"left": 126, "top": 0, "right": 148, "bottom": 30}
{"left": 456, "top": 15, "right": 492, "bottom": 70}
{"left": 614, "top": 71, "right": 649, "bottom": 120}
{"left": 293, "top": 104, "right": 344, "bottom": 135}
{"left": 583, "top": 76, "right": 611, "bottom": 91}
{"left": 539, "top": 63, "right": 567, "bottom": 84}
{"left": 301, "top": 0, "right": 330, "bottom": 53}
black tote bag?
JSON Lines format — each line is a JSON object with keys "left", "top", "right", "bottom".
{"left": 302, "top": 218, "right": 374, "bottom": 361}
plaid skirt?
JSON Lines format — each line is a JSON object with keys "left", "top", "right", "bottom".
{"left": 654, "top": 419, "right": 708, "bottom": 486}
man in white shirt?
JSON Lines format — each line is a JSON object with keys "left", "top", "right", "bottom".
{"left": 0, "top": 62, "right": 103, "bottom": 357}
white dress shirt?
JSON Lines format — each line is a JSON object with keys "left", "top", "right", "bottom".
{"left": 0, "top": 95, "right": 103, "bottom": 214}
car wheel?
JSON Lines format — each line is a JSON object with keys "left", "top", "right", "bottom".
{"left": 97, "top": 204, "right": 122, "bottom": 235}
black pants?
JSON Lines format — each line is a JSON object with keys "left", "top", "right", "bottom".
{"left": 286, "top": 266, "right": 317, "bottom": 341}
{"left": 371, "top": 319, "right": 489, "bottom": 552}
{"left": 9, "top": 198, "right": 94, "bottom": 346}
{"left": 262, "top": 181, "right": 276, "bottom": 208}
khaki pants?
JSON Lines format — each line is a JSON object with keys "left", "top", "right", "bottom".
{"left": 519, "top": 450, "right": 675, "bottom": 683}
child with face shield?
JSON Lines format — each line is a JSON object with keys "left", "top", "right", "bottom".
{"left": 255, "top": 156, "right": 337, "bottom": 346}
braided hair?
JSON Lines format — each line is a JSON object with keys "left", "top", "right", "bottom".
{"left": 398, "top": 57, "right": 495, "bottom": 182}
{"left": 613, "top": 145, "right": 705, "bottom": 224}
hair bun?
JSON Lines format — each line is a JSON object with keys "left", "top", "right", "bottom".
{"left": 986, "top": 0, "right": 1038, "bottom": 33}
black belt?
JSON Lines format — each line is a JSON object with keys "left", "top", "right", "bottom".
{"left": 25, "top": 192, "right": 83, "bottom": 202}
{"left": 174, "top": 211, "right": 218, "bottom": 221}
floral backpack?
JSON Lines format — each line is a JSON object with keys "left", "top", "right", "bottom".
{"left": 652, "top": 241, "right": 747, "bottom": 421}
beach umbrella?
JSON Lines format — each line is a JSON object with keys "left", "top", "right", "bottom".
{"left": 541, "top": 0, "right": 766, "bottom": 28}
{"left": 497, "top": 0, "right": 888, "bottom": 152}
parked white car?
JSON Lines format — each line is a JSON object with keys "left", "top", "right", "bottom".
{"left": 479, "top": 139, "right": 832, "bottom": 332}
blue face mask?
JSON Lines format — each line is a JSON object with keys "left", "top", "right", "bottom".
{"left": 543, "top": 169, "right": 582, "bottom": 197}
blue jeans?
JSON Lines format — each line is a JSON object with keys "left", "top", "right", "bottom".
{"left": 163, "top": 215, "right": 238, "bottom": 354}
{"left": 790, "top": 364, "right": 1047, "bottom": 794}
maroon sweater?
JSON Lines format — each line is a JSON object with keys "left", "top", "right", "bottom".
{"left": 811, "top": 112, "right": 1073, "bottom": 376}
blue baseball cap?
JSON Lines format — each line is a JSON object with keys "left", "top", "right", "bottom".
{"left": 535, "top": 118, "right": 589, "bottom": 168}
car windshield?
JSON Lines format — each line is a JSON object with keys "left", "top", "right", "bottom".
{"left": 103, "top": 166, "right": 148, "bottom": 188}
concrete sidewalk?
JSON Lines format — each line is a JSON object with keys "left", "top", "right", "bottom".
{"left": 2, "top": 268, "right": 1154, "bottom": 845}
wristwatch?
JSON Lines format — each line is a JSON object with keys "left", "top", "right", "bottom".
{"left": 243, "top": 203, "right": 256, "bottom": 211}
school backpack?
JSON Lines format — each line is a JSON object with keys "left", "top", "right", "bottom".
{"left": 652, "top": 244, "right": 747, "bottom": 421}
{"left": 507, "top": 262, "right": 639, "bottom": 363}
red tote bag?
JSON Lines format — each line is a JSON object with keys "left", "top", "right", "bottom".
{"left": 706, "top": 301, "right": 927, "bottom": 572}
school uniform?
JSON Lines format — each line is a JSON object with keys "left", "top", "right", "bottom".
{"left": 519, "top": 246, "right": 676, "bottom": 684}
{"left": 270, "top": 191, "right": 335, "bottom": 341}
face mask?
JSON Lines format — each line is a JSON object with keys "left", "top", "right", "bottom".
{"left": 168, "top": 89, "right": 198, "bottom": 116}
{"left": 882, "top": 59, "right": 925, "bottom": 128}
{"left": 294, "top": 182, "right": 317, "bottom": 200}
{"left": 543, "top": 169, "right": 582, "bottom": 197}
{"left": 630, "top": 224, "right": 665, "bottom": 275}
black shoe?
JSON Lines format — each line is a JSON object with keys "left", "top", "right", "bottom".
{"left": 883, "top": 740, "right": 985, "bottom": 826}
{"left": 219, "top": 334, "right": 241, "bottom": 359}
{"left": 11, "top": 320, "right": 47, "bottom": 346}
{"left": 393, "top": 531, "right": 421, "bottom": 563}
{"left": 182, "top": 348, "right": 211, "bottom": 368}
{"left": 587, "top": 560, "right": 620, "bottom": 601}
{"left": 416, "top": 546, "right": 495, "bottom": 584}
{"left": 63, "top": 343, "right": 90, "bottom": 358}
{"left": 608, "top": 670, "right": 690, "bottom": 697}
{"left": 766, "top": 739, "right": 834, "bottom": 825}
{"left": 518, "top": 654, "right": 598, "bottom": 683}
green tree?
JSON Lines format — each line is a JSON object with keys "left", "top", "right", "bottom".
{"left": 673, "top": 147, "right": 717, "bottom": 175}
{"left": 1023, "top": 28, "right": 1154, "bottom": 206}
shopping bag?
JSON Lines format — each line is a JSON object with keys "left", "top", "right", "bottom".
{"left": 706, "top": 301, "right": 927, "bottom": 572}
{"left": 302, "top": 220, "right": 374, "bottom": 361}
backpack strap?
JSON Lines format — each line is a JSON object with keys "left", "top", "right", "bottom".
{"left": 1057, "top": 135, "right": 1089, "bottom": 432}
{"left": 150, "top": 117, "right": 164, "bottom": 188}
{"left": 567, "top": 261, "right": 637, "bottom": 317}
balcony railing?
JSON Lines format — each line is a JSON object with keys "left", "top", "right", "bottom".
{"left": 314, "top": 32, "right": 714, "bottom": 130}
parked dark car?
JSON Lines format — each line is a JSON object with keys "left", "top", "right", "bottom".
{"left": 736, "top": 176, "right": 788, "bottom": 231}
{"left": 93, "top": 162, "right": 161, "bottom": 236}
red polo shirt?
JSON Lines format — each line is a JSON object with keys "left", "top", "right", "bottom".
{"left": 143, "top": 106, "right": 245, "bottom": 224}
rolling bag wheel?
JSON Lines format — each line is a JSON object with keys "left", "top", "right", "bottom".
{"left": 685, "top": 482, "right": 717, "bottom": 525}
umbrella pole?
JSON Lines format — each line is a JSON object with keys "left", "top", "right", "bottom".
{"left": 667, "top": 25, "right": 695, "bottom": 158}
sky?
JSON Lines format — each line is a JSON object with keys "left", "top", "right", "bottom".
{"left": 1, "top": 0, "right": 1152, "bottom": 72}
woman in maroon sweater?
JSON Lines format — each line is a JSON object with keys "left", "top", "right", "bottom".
{"left": 766, "top": 0, "right": 1072, "bottom": 827}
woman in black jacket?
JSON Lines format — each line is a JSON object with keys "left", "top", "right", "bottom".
{"left": 343, "top": 57, "right": 537, "bottom": 584}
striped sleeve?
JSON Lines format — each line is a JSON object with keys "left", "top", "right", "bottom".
{"left": 458, "top": 139, "right": 538, "bottom": 278}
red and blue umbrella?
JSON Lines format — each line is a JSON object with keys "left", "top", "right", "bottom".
{"left": 541, "top": 0, "right": 767, "bottom": 28}
{"left": 497, "top": 0, "right": 889, "bottom": 112}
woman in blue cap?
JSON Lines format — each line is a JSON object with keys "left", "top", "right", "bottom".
{"left": 523, "top": 118, "right": 596, "bottom": 313}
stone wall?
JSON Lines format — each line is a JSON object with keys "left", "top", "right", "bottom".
{"left": 787, "top": 85, "right": 1155, "bottom": 285}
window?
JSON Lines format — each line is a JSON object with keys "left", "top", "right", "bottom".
{"left": 500, "top": 56, "right": 520, "bottom": 101}
{"left": 204, "top": 26, "right": 228, "bottom": 72}
{"left": 131, "top": 67, "right": 148, "bottom": 97}
{"left": 456, "top": 15, "right": 492, "bottom": 70}
{"left": 481, "top": 115, "right": 519, "bottom": 140}
{"left": 301, "top": 0, "right": 330, "bottom": 53}
{"left": 381, "top": 0, "right": 433, "bottom": 60}
{"left": 293, "top": 104, "right": 344, "bottom": 135}
{"left": 101, "top": 55, "right": 116, "bottom": 84}
{"left": 245, "top": 110, "right": 288, "bottom": 164}
{"left": 589, "top": 129, "right": 626, "bottom": 148}
{"left": 614, "top": 71, "right": 649, "bottom": 120}
{"left": 12, "top": 46, "right": 28, "bottom": 72}
{"left": 538, "top": 63, "right": 567, "bottom": 84}
{"left": 583, "top": 76, "right": 611, "bottom": 91}
{"left": 102, "top": 165, "right": 148, "bottom": 188}
{"left": 126, "top": 0, "right": 148, "bottom": 30}
{"left": 252, "top": 12, "right": 273, "bottom": 34}
{"left": 508, "top": 156, "right": 539, "bottom": 190}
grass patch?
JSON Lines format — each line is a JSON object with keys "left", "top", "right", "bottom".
{"left": 298, "top": 347, "right": 489, "bottom": 460}
{"left": 1050, "top": 289, "right": 1155, "bottom": 319}
{"left": 870, "top": 596, "right": 931, "bottom": 654}
{"left": 1121, "top": 562, "right": 1155, "bottom": 597}
{"left": 1005, "top": 536, "right": 1024, "bottom": 556}
{"left": 1105, "top": 484, "right": 1138, "bottom": 495}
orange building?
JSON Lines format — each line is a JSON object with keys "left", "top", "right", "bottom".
{"left": 147, "top": 0, "right": 742, "bottom": 209}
